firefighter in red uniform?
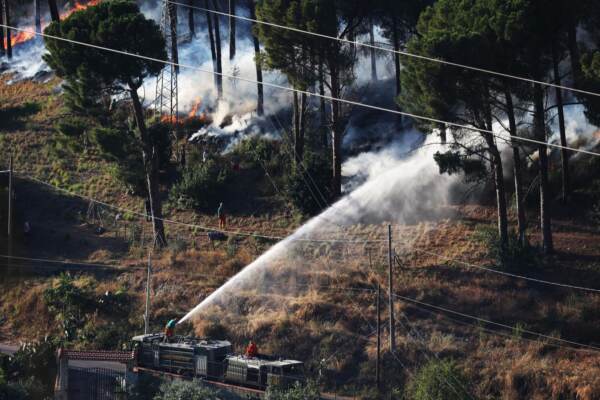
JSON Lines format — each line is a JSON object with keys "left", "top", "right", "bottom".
{"left": 245, "top": 341, "right": 258, "bottom": 358}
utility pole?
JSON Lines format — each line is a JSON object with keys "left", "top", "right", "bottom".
{"left": 376, "top": 283, "right": 381, "bottom": 390}
{"left": 144, "top": 250, "right": 152, "bottom": 334}
{"left": 388, "top": 225, "right": 395, "bottom": 351}
{"left": 7, "top": 155, "right": 12, "bottom": 237}
{"left": 7, "top": 156, "right": 13, "bottom": 268}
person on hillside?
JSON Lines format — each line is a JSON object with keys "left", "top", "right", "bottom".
{"left": 217, "top": 202, "right": 226, "bottom": 229}
{"left": 245, "top": 340, "right": 258, "bottom": 358}
{"left": 164, "top": 319, "right": 177, "bottom": 342}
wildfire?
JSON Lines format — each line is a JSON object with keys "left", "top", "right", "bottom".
{"left": 188, "top": 99, "right": 202, "bottom": 118}
{"left": 3, "top": 0, "right": 101, "bottom": 48}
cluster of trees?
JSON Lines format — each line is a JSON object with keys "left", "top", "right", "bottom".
{"left": 402, "top": 0, "right": 600, "bottom": 255}
{"left": 39, "top": 0, "right": 600, "bottom": 255}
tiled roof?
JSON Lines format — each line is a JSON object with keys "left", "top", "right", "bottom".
{"left": 60, "top": 349, "right": 135, "bottom": 362}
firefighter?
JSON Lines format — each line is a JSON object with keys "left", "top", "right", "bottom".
{"left": 245, "top": 340, "right": 258, "bottom": 358}
{"left": 164, "top": 319, "right": 177, "bottom": 342}
{"left": 217, "top": 202, "right": 226, "bottom": 229}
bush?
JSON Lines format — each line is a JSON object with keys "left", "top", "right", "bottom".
{"left": 266, "top": 381, "right": 320, "bottom": 400}
{"left": 5, "top": 338, "right": 58, "bottom": 400}
{"left": 154, "top": 380, "right": 219, "bottom": 400}
{"left": 405, "top": 359, "right": 471, "bottom": 400}
{"left": 232, "top": 137, "right": 284, "bottom": 169}
{"left": 286, "top": 152, "right": 332, "bottom": 216}
{"left": 473, "top": 225, "right": 540, "bottom": 271}
{"left": 170, "top": 159, "right": 231, "bottom": 211}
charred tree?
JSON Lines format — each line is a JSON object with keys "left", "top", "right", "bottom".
{"left": 48, "top": 0, "right": 60, "bottom": 22}
{"left": 188, "top": 0, "right": 195, "bottom": 35}
{"left": 369, "top": 17, "right": 377, "bottom": 81}
{"left": 552, "top": 42, "right": 570, "bottom": 204}
{"left": 0, "top": 8, "right": 4, "bottom": 57}
{"left": 211, "top": 0, "right": 223, "bottom": 99}
{"left": 319, "top": 61, "right": 327, "bottom": 147}
{"left": 439, "top": 123, "right": 447, "bottom": 144}
{"left": 35, "top": 0, "right": 42, "bottom": 33}
{"left": 2, "top": 0, "right": 12, "bottom": 59}
{"left": 249, "top": 0, "right": 263, "bottom": 115}
{"left": 229, "top": 0, "right": 236, "bottom": 59}
{"left": 205, "top": 0, "right": 218, "bottom": 92}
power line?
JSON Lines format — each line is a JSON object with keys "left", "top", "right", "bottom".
{"left": 392, "top": 293, "right": 600, "bottom": 353}
{"left": 2, "top": 24, "right": 600, "bottom": 159}
{"left": 404, "top": 246, "right": 600, "bottom": 294}
{"left": 0, "top": 253, "right": 143, "bottom": 271}
{"left": 15, "top": 172, "right": 386, "bottom": 243}
{"left": 170, "top": 0, "right": 600, "bottom": 100}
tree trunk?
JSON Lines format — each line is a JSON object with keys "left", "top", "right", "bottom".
{"left": 168, "top": 2, "right": 179, "bottom": 74}
{"left": 533, "top": 80, "right": 554, "bottom": 254}
{"left": 330, "top": 66, "right": 342, "bottom": 199}
{"left": 552, "top": 42, "right": 570, "bottom": 204}
{"left": 2, "top": 0, "right": 12, "bottom": 59}
{"left": 567, "top": 20, "right": 581, "bottom": 87}
{"left": 369, "top": 18, "right": 377, "bottom": 82}
{"left": 205, "top": 0, "right": 218, "bottom": 92}
{"left": 293, "top": 91, "right": 301, "bottom": 165}
{"left": 128, "top": 82, "right": 167, "bottom": 248}
{"left": 212, "top": 0, "right": 223, "bottom": 99}
{"left": 483, "top": 97, "right": 508, "bottom": 249}
{"left": 392, "top": 16, "right": 401, "bottom": 125}
{"left": 188, "top": 0, "right": 195, "bottom": 35}
{"left": 48, "top": 0, "right": 60, "bottom": 22}
{"left": 228, "top": 0, "right": 236, "bottom": 60}
{"left": 439, "top": 123, "right": 447, "bottom": 144}
{"left": 319, "top": 59, "right": 328, "bottom": 148}
{"left": 0, "top": 6, "right": 4, "bottom": 57}
{"left": 299, "top": 92, "right": 306, "bottom": 161}
{"left": 250, "top": 1, "right": 264, "bottom": 116}
{"left": 35, "top": 0, "right": 41, "bottom": 33}
{"left": 505, "top": 88, "right": 527, "bottom": 247}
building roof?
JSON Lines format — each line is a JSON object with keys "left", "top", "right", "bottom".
{"left": 60, "top": 349, "right": 135, "bottom": 363}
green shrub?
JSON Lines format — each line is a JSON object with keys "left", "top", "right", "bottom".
{"left": 232, "top": 137, "right": 284, "bottom": 169}
{"left": 473, "top": 225, "right": 540, "bottom": 271}
{"left": 266, "top": 381, "right": 320, "bottom": 400}
{"left": 154, "top": 380, "right": 219, "bottom": 400}
{"left": 286, "top": 151, "right": 332, "bottom": 216}
{"left": 405, "top": 359, "right": 471, "bottom": 400}
{"left": 170, "top": 159, "right": 231, "bottom": 211}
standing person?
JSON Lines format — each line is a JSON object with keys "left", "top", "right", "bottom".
{"left": 245, "top": 340, "right": 258, "bottom": 358}
{"left": 217, "top": 202, "right": 226, "bottom": 229}
{"left": 164, "top": 319, "right": 177, "bottom": 342}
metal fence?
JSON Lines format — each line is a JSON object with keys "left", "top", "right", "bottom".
{"left": 68, "top": 367, "right": 127, "bottom": 400}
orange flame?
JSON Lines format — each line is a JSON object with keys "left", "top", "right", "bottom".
{"left": 3, "top": 0, "right": 101, "bottom": 48}
{"left": 188, "top": 98, "right": 202, "bottom": 118}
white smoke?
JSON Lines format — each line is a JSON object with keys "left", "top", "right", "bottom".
{"left": 179, "top": 132, "right": 459, "bottom": 324}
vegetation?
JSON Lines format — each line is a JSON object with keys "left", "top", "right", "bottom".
{"left": 1, "top": 0, "right": 600, "bottom": 399}
{"left": 405, "top": 359, "right": 471, "bottom": 400}
{"left": 265, "top": 381, "right": 320, "bottom": 400}
{"left": 153, "top": 380, "right": 220, "bottom": 400}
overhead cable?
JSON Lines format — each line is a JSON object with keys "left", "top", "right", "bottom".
{"left": 2, "top": 24, "right": 600, "bottom": 159}
{"left": 171, "top": 0, "right": 600, "bottom": 99}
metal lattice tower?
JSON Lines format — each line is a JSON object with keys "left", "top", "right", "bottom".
{"left": 154, "top": 0, "right": 179, "bottom": 125}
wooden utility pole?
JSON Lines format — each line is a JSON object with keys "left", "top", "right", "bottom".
{"left": 144, "top": 250, "right": 152, "bottom": 334}
{"left": 7, "top": 156, "right": 13, "bottom": 269}
{"left": 376, "top": 283, "right": 381, "bottom": 389}
{"left": 388, "top": 225, "right": 395, "bottom": 351}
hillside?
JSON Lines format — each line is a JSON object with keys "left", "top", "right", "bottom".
{"left": 1, "top": 72, "right": 600, "bottom": 399}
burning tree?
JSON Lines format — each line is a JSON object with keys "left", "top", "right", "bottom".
{"left": 43, "top": 0, "right": 169, "bottom": 247}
